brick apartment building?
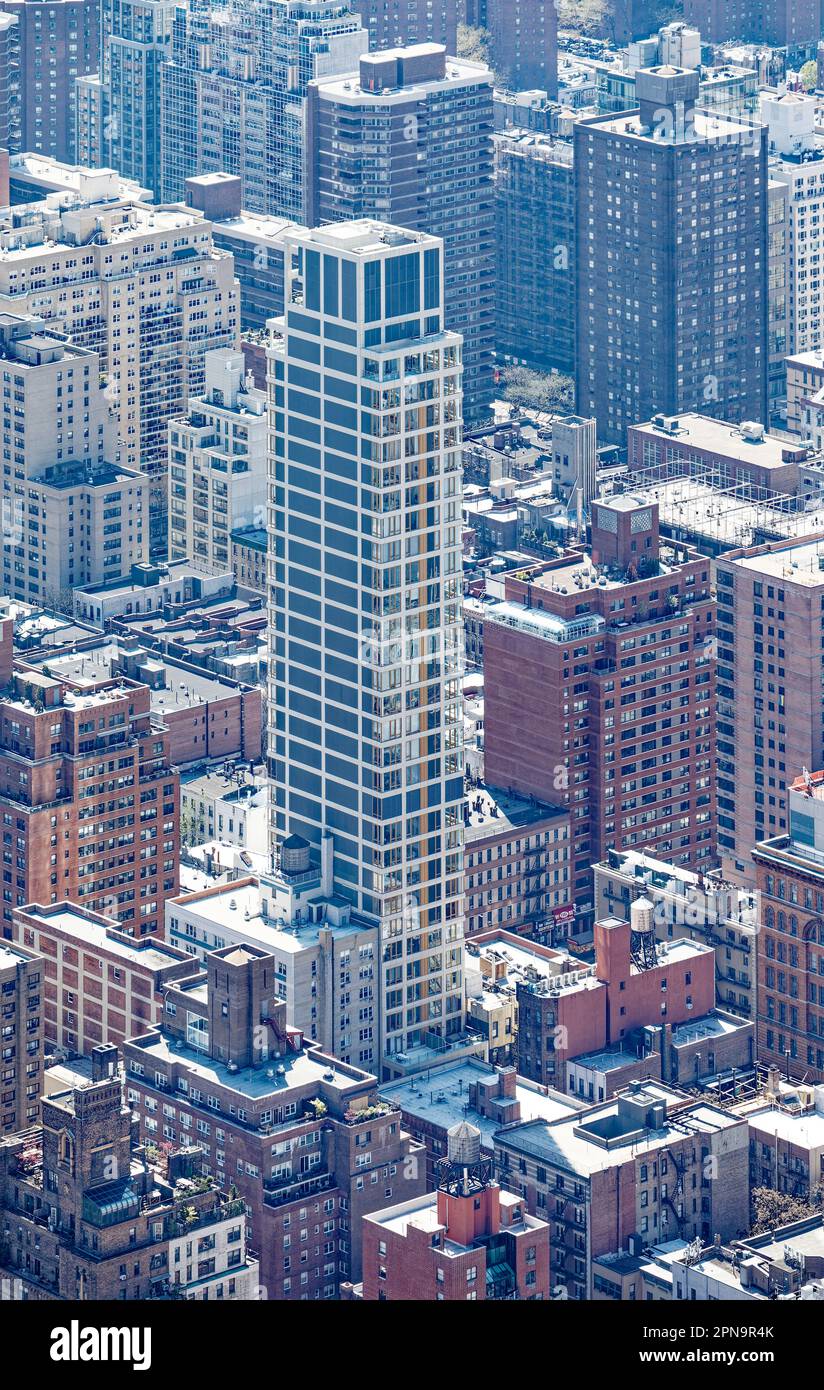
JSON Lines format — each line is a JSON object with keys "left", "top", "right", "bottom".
{"left": 464, "top": 0, "right": 558, "bottom": 94}
{"left": 0, "top": 1050, "right": 258, "bottom": 1300}
{"left": 0, "top": 654, "right": 179, "bottom": 940}
{"left": 494, "top": 1081, "right": 750, "bottom": 1298}
{"left": 594, "top": 849, "right": 758, "bottom": 1021}
{"left": 684, "top": 0, "right": 821, "bottom": 46}
{"left": 13, "top": 902, "right": 195, "bottom": 1056}
{"left": 714, "top": 535, "right": 824, "bottom": 885}
{"left": 20, "top": 634, "right": 264, "bottom": 770}
{"left": 121, "top": 943, "right": 427, "bottom": 1296}
{"left": 627, "top": 414, "right": 810, "bottom": 496}
{"left": 516, "top": 903, "right": 754, "bottom": 1099}
{"left": 347, "top": 1121, "right": 550, "bottom": 1300}
{"left": 483, "top": 495, "right": 716, "bottom": 924}
{"left": 464, "top": 782, "right": 573, "bottom": 942}
{"left": 752, "top": 768, "right": 824, "bottom": 1083}
{"left": 743, "top": 1075, "right": 824, "bottom": 1204}
{"left": 0, "top": 937, "right": 42, "bottom": 1135}
{"left": 0, "top": 0, "right": 99, "bottom": 162}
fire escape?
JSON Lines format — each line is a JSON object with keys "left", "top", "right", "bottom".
{"left": 523, "top": 841, "right": 546, "bottom": 941}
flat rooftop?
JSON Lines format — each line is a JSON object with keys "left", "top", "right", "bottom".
{"left": 0, "top": 943, "right": 34, "bottom": 971}
{"left": 747, "top": 1221, "right": 824, "bottom": 1263}
{"left": 730, "top": 535, "right": 824, "bottom": 585}
{"left": 597, "top": 848, "right": 758, "bottom": 915}
{"left": 22, "top": 906, "right": 186, "bottom": 971}
{"left": 466, "top": 933, "right": 593, "bottom": 992}
{"left": 76, "top": 560, "right": 225, "bottom": 598}
{"left": 170, "top": 878, "right": 372, "bottom": 952}
{"left": 632, "top": 415, "right": 808, "bottom": 471}
{"left": 570, "top": 1048, "right": 647, "bottom": 1074}
{"left": 747, "top": 1102, "right": 824, "bottom": 1148}
{"left": 498, "top": 1088, "right": 739, "bottom": 1177}
{"left": 287, "top": 221, "right": 440, "bottom": 258}
{"left": 379, "top": 1059, "right": 580, "bottom": 1151}
{"left": 464, "top": 783, "right": 566, "bottom": 840}
{"left": 592, "top": 108, "right": 757, "bottom": 143}
{"left": 181, "top": 769, "right": 266, "bottom": 802}
{"left": 25, "top": 640, "right": 251, "bottom": 707}
{"left": 213, "top": 211, "right": 298, "bottom": 244}
{"left": 129, "top": 1031, "right": 372, "bottom": 1103}
{"left": 368, "top": 1187, "right": 536, "bottom": 1250}
{"left": 314, "top": 53, "right": 488, "bottom": 103}
{"left": 671, "top": 1013, "right": 749, "bottom": 1046}
{"left": 627, "top": 475, "right": 824, "bottom": 551}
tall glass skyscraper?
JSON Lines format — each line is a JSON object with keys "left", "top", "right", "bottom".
{"left": 266, "top": 222, "right": 466, "bottom": 1070}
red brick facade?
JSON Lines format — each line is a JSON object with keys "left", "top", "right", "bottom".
{"left": 0, "top": 668, "right": 179, "bottom": 940}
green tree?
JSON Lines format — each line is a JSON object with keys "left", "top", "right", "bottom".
{"left": 799, "top": 60, "right": 818, "bottom": 93}
{"left": 499, "top": 366, "right": 575, "bottom": 415}
{"left": 750, "top": 1185, "right": 822, "bottom": 1235}
{"left": 457, "top": 23, "right": 491, "bottom": 67}
{"left": 179, "top": 802, "right": 202, "bottom": 850}
{"left": 556, "top": 0, "right": 609, "bottom": 36}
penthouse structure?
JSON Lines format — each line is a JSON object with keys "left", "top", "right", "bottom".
{"left": 73, "top": 560, "right": 238, "bottom": 631}
{"left": 347, "top": 1121, "right": 551, "bottom": 1300}
{"left": 752, "top": 769, "right": 824, "bottom": 1084}
{"left": 483, "top": 494, "right": 716, "bottom": 923}
{"left": 169, "top": 349, "right": 267, "bottom": 574}
{"left": 575, "top": 66, "right": 768, "bottom": 445}
{"left": 0, "top": 937, "right": 43, "bottom": 1134}
{"left": 0, "top": 314, "right": 149, "bottom": 607}
{"left": 307, "top": 45, "right": 495, "bottom": 424}
{"left": 267, "top": 223, "right": 466, "bottom": 1070}
{"left": 0, "top": 198, "right": 239, "bottom": 553}
{"left": 122, "top": 944, "right": 427, "bottom": 1294}
{"left": 495, "top": 1081, "right": 750, "bottom": 1299}
{"left": 12, "top": 901, "right": 194, "bottom": 1055}
{"left": 0, "top": 661, "right": 179, "bottom": 940}
{"left": 6, "top": 154, "right": 152, "bottom": 206}
{"left": 715, "top": 535, "right": 824, "bottom": 881}
{"left": 159, "top": 0, "right": 367, "bottom": 219}
{"left": 0, "top": 1059, "right": 259, "bottom": 1300}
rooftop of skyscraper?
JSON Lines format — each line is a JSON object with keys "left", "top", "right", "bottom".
{"left": 311, "top": 42, "right": 490, "bottom": 101}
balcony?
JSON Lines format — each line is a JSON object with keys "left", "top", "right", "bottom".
{"left": 263, "top": 1172, "right": 334, "bottom": 1210}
